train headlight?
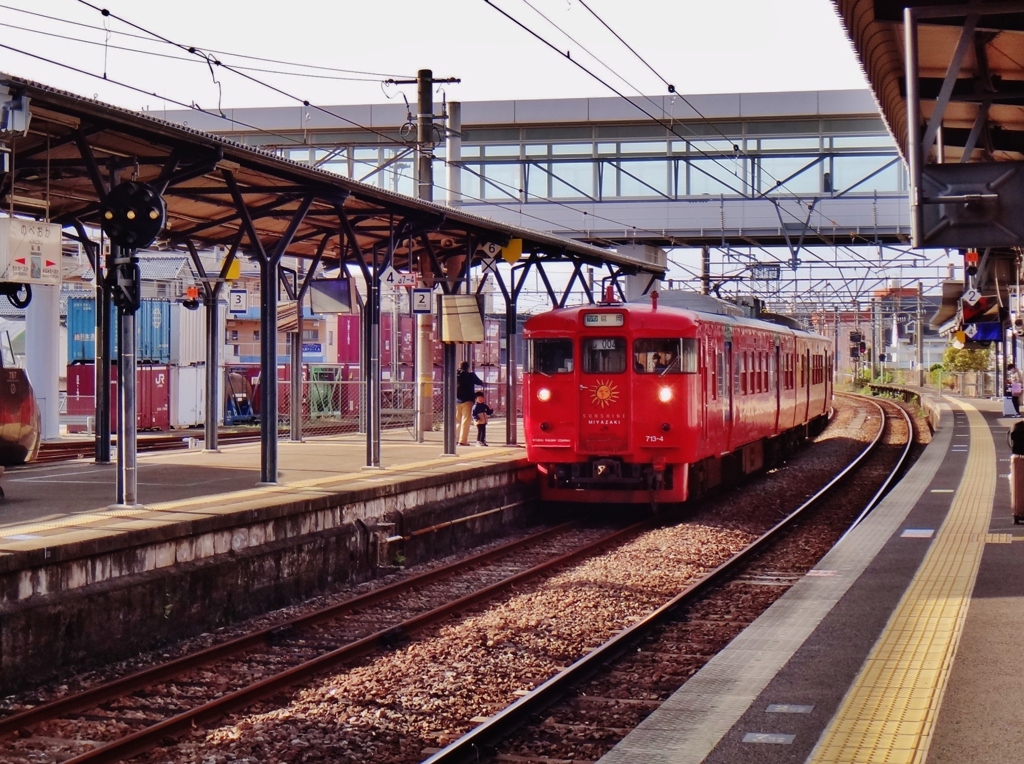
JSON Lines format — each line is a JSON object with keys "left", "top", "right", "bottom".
{"left": 537, "top": 387, "right": 552, "bottom": 402}
{"left": 658, "top": 386, "right": 673, "bottom": 402}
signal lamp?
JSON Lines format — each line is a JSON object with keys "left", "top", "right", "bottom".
{"left": 658, "top": 386, "right": 673, "bottom": 402}
{"left": 537, "top": 387, "right": 552, "bottom": 402}
{"left": 539, "top": 422, "right": 550, "bottom": 432}
{"left": 99, "top": 180, "right": 167, "bottom": 250}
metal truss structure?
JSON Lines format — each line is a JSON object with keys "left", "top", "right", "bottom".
{"left": 0, "top": 74, "right": 664, "bottom": 498}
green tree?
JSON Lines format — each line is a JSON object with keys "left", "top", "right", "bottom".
{"left": 942, "top": 345, "right": 992, "bottom": 372}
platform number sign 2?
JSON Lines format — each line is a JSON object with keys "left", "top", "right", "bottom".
{"left": 412, "top": 288, "right": 433, "bottom": 315}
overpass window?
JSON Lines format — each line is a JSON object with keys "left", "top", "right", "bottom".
{"left": 758, "top": 137, "right": 821, "bottom": 151}
{"left": 689, "top": 158, "right": 747, "bottom": 196}
{"left": 528, "top": 339, "right": 574, "bottom": 375}
{"left": 582, "top": 337, "right": 626, "bottom": 374}
{"left": 619, "top": 160, "right": 669, "bottom": 197}
{"left": 759, "top": 156, "right": 821, "bottom": 194}
{"left": 832, "top": 155, "right": 902, "bottom": 193}
{"left": 552, "top": 143, "right": 593, "bottom": 155}
{"left": 484, "top": 145, "right": 519, "bottom": 157}
{"left": 482, "top": 163, "right": 521, "bottom": 200}
{"left": 551, "top": 161, "right": 595, "bottom": 198}
{"left": 831, "top": 135, "right": 896, "bottom": 148}
{"left": 525, "top": 144, "right": 547, "bottom": 156}
{"left": 619, "top": 141, "right": 664, "bottom": 155}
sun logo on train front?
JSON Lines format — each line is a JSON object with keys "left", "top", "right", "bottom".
{"left": 589, "top": 380, "right": 620, "bottom": 408}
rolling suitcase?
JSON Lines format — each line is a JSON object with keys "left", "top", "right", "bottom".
{"left": 1004, "top": 397, "right": 1018, "bottom": 417}
{"left": 1010, "top": 423, "right": 1024, "bottom": 524}
{"left": 1012, "top": 455, "right": 1024, "bottom": 524}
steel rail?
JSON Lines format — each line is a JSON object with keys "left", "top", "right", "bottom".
{"left": 7, "top": 520, "right": 648, "bottom": 764}
{"left": 839, "top": 395, "right": 915, "bottom": 541}
{"left": 0, "top": 518, "right": 575, "bottom": 738}
{"left": 423, "top": 395, "right": 900, "bottom": 764}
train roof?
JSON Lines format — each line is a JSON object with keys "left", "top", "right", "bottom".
{"left": 524, "top": 298, "right": 826, "bottom": 340}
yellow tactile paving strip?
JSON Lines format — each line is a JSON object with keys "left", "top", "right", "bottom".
{"left": 808, "top": 399, "right": 994, "bottom": 764}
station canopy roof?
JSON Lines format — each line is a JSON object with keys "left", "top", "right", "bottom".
{"left": 0, "top": 74, "right": 661, "bottom": 279}
{"left": 833, "top": 0, "right": 1024, "bottom": 163}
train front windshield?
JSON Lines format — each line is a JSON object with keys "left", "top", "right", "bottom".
{"left": 528, "top": 338, "right": 574, "bottom": 374}
{"left": 582, "top": 338, "right": 626, "bottom": 373}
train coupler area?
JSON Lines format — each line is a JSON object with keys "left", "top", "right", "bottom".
{"left": 548, "top": 459, "right": 674, "bottom": 492}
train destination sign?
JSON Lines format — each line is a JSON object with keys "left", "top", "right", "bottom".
{"left": 583, "top": 312, "right": 624, "bottom": 327}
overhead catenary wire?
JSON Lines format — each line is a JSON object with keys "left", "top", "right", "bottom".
{"left": 495, "top": 0, "right": 905, "bottom": 253}
{"left": 0, "top": 2, "right": 412, "bottom": 80}
{"left": 4, "top": 2, "right": 923, "bottom": 310}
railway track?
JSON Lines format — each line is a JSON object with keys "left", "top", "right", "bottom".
{"left": 33, "top": 431, "right": 263, "bottom": 463}
{"left": 0, "top": 395, "right": 916, "bottom": 763}
{"left": 424, "top": 394, "right": 914, "bottom": 763}
{"left": 0, "top": 521, "right": 646, "bottom": 763}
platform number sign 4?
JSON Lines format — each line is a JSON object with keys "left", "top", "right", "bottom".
{"left": 412, "top": 288, "right": 433, "bottom": 315}
{"left": 380, "top": 266, "right": 416, "bottom": 288}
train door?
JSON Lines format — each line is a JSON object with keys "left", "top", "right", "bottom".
{"left": 724, "top": 338, "right": 733, "bottom": 434}
{"left": 578, "top": 336, "right": 629, "bottom": 453}
{"left": 804, "top": 348, "right": 811, "bottom": 422}
{"left": 774, "top": 341, "right": 781, "bottom": 433}
{"left": 701, "top": 333, "right": 711, "bottom": 443}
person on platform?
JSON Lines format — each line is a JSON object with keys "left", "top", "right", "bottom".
{"left": 472, "top": 391, "right": 494, "bottom": 447}
{"left": 1009, "top": 363, "right": 1022, "bottom": 416}
{"left": 456, "top": 362, "right": 484, "bottom": 446}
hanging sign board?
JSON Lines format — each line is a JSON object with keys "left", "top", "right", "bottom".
{"left": 379, "top": 266, "right": 416, "bottom": 289}
{"left": 228, "top": 289, "right": 248, "bottom": 314}
{"left": 411, "top": 288, "right": 433, "bottom": 315}
{"left": 0, "top": 218, "right": 61, "bottom": 285}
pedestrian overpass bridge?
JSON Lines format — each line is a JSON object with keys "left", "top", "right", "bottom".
{"left": 167, "top": 89, "right": 908, "bottom": 266}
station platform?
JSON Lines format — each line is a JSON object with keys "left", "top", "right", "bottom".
{"left": 0, "top": 420, "right": 536, "bottom": 692}
{"left": 600, "top": 394, "right": 1019, "bottom": 764}
{"left": 0, "top": 424, "right": 524, "bottom": 548}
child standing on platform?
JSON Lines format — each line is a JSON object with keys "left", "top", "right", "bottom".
{"left": 472, "top": 392, "right": 493, "bottom": 446}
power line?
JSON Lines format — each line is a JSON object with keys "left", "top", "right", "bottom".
{"left": 0, "top": 2, "right": 412, "bottom": 80}
{"left": 0, "top": 40, "right": 305, "bottom": 146}
{"left": 0, "top": 21, "right": 392, "bottom": 83}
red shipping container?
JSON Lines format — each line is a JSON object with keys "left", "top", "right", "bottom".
{"left": 381, "top": 313, "right": 393, "bottom": 369}
{"left": 65, "top": 363, "right": 170, "bottom": 432}
{"left": 336, "top": 315, "right": 361, "bottom": 365}
{"left": 398, "top": 315, "right": 414, "bottom": 366}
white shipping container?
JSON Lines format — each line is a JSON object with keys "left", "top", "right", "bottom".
{"left": 170, "top": 364, "right": 206, "bottom": 428}
{"left": 169, "top": 301, "right": 227, "bottom": 366}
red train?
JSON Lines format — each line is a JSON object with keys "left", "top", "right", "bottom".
{"left": 0, "top": 365, "right": 41, "bottom": 466}
{"left": 523, "top": 291, "right": 833, "bottom": 504}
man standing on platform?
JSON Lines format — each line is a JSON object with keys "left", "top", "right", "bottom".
{"left": 456, "top": 361, "right": 484, "bottom": 446}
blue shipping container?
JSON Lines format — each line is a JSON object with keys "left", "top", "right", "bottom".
{"left": 67, "top": 297, "right": 172, "bottom": 363}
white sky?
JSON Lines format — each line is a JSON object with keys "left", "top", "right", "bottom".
{"left": 0, "top": 0, "right": 869, "bottom": 111}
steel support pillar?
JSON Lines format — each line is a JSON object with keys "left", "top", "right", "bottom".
{"left": 364, "top": 251, "right": 382, "bottom": 468}
{"left": 443, "top": 343, "right": 456, "bottom": 455}
{"left": 290, "top": 316, "right": 303, "bottom": 442}
{"left": 505, "top": 296, "right": 518, "bottom": 446}
{"left": 258, "top": 254, "right": 280, "bottom": 483}
{"left": 96, "top": 247, "right": 112, "bottom": 463}
{"left": 204, "top": 293, "right": 221, "bottom": 450}
{"left": 115, "top": 303, "right": 137, "bottom": 505}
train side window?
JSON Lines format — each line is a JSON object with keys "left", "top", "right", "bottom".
{"left": 632, "top": 338, "right": 695, "bottom": 373}
{"left": 717, "top": 352, "right": 726, "bottom": 398}
{"left": 527, "top": 339, "right": 574, "bottom": 374}
{"left": 582, "top": 337, "right": 626, "bottom": 374}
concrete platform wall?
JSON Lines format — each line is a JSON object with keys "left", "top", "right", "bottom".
{"left": 0, "top": 461, "right": 539, "bottom": 693}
